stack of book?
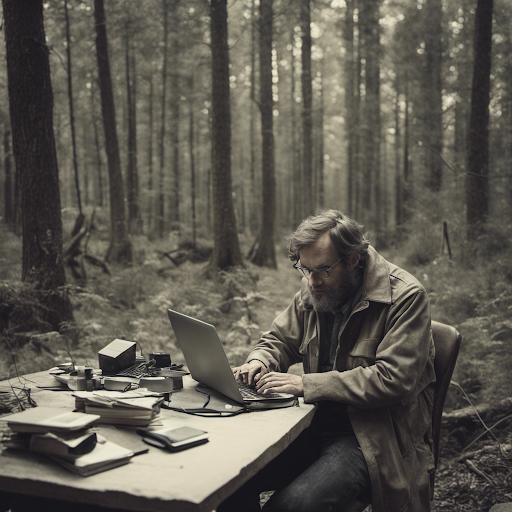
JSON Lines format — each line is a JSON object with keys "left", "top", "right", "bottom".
{"left": 1, "top": 407, "right": 135, "bottom": 476}
{"left": 73, "top": 390, "right": 164, "bottom": 427}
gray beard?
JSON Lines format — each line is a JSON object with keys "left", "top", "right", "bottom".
{"left": 306, "top": 268, "right": 361, "bottom": 313}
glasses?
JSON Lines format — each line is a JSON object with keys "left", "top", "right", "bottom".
{"left": 293, "top": 258, "right": 343, "bottom": 280}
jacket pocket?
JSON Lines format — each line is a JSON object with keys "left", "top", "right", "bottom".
{"left": 299, "top": 329, "right": 318, "bottom": 374}
{"left": 347, "top": 337, "right": 379, "bottom": 369}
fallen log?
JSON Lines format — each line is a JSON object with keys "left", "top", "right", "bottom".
{"left": 442, "top": 397, "right": 512, "bottom": 429}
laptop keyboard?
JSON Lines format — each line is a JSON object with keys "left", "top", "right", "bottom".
{"left": 237, "top": 381, "right": 291, "bottom": 400}
{"left": 117, "top": 362, "right": 155, "bottom": 378}
{"left": 117, "top": 362, "right": 185, "bottom": 378}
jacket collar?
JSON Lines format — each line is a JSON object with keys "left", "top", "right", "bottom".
{"left": 361, "top": 245, "right": 392, "bottom": 304}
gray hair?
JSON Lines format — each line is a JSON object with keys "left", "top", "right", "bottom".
{"left": 288, "top": 209, "right": 370, "bottom": 263}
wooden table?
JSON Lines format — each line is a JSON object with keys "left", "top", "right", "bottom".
{"left": 0, "top": 370, "right": 315, "bottom": 512}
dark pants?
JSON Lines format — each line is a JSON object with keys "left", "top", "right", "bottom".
{"left": 217, "top": 429, "right": 371, "bottom": 512}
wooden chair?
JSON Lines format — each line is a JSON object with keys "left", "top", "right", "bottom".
{"left": 347, "top": 320, "right": 462, "bottom": 512}
{"left": 430, "top": 320, "right": 462, "bottom": 477}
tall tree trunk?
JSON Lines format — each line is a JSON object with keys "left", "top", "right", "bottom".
{"left": 188, "top": 75, "right": 197, "bottom": 248}
{"left": 169, "top": 0, "right": 181, "bottom": 226}
{"left": 290, "top": 28, "right": 301, "bottom": 228}
{"left": 3, "top": 0, "right": 73, "bottom": 329}
{"left": 359, "top": 0, "right": 381, "bottom": 235}
{"left": 89, "top": 83, "right": 104, "bottom": 208}
{"left": 394, "top": 78, "right": 403, "bottom": 229}
{"left": 424, "top": 0, "right": 443, "bottom": 193}
{"left": 3, "top": 127, "right": 14, "bottom": 228}
{"left": 157, "top": 0, "right": 168, "bottom": 238}
{"left": 209, "top": 0, "right": 243, "bottom": 271}
{"left": 147, "top": 75, "right": 154, "bottom": 233}
{"left": 316, "top": 65, "right": 325, "bottom": 208}
{"left": 94, "top": 0, "right": 132, "bottom": 263}
{"left": 249, "top": 0, "right": 259, "bottom": 233}
{"left": 301, "top": 0, "right": 314, "bottom": 217}
{"left": 250, "top": 0, "right": 276, "bottom": 268}
{"left": 125, "top": 22, "right": 141, "bottom": 235}
{"left": 64, "top": 0, "right": 82, "bottom": 215}
{"left": 403, "top": 83, "right": 412, "bottom": 221}
{"left": 344, "top": 0, "right": 356, "bottom": 214}
{"left": 466, "top": 0, "right": 493, "bottom": 238}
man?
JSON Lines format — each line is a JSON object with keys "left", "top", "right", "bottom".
{"left": 218, "top": 210, "right": 436, "bottom": 512}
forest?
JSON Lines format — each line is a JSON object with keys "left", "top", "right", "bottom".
{"left": 0, "top": 0, "right": 511, "bottom": 510}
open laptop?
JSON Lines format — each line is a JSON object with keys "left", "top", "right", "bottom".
{"left": 167, "top": 309, "right": 295, "bottom": 405}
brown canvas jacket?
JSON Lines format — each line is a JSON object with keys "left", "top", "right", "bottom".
{"left": 247, "top": 246, "right": 436, "bottom": 512}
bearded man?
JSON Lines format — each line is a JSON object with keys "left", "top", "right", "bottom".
{"left": 218, "top": 210, "right": 436, "bottom": 512}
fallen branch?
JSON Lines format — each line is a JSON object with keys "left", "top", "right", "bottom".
{"left": 465, "top": 459, "right": 495, "bottom": 486}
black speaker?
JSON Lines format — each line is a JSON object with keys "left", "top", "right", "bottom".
{"left": 98, "top": 339, "right": 136, "bottom": 376}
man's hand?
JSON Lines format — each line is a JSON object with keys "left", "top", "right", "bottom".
{"left": 233, "top": 360, "right": 268, "bottom": 386}
{"left": 256, "top": 372, "right": 304, "bottom": 397}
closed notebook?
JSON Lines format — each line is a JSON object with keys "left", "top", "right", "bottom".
{"left": 136, "top": 426, "right": 208, "bottom": 451}
{"left": 3, "top": 407, "right": 100, "bottom": 433}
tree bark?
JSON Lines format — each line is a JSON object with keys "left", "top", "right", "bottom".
{"left": 344, "top": 0, "right": 357, "bottom": 216}
{"left": 157, "top": 0, "right": 169, "bottom": 238}
{"left": 64, "top": 0, "right": 82, "bottom": 215}
{"left": 466, "top": 0, "right": 493, "bottom": 238}
{"left": 3, "top": 0, "right": 74, "bottom": 329}
{"left": 125, "top": 22, "right": 141, "bottom": 235}
{"left": 169, "top": 0, "right": 181, "bottom": 225}
{"left": 3, "top": 127, "right": 14, "bottom": 228}
{"left": 301, "top": 0, "right": 314, "bottom": 217}
{"left": 250, "top": 0, "right": 276, "bottom": 268}
{"left": 147, "top": 75, "right": 154, "bottom": 233}
{"left": 209, "top": 0, "right": 243, "bottom": 271}
{"left": 359, "top": 0, "right": 381, "bottom": 235}
{"left": 94, "top": 0, "right": 132, "bottom": 263}
{"left": 424, "top": 0, "right": 444, "bottom": 194}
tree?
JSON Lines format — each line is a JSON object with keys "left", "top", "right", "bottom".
{"left": 301, "top": 0, "right": 314, "bottom": 217}
{"left": 157, "top": 0, "right": 169, "bottom": 238}
{"left": 94, "top": 0, "right": 132, "bottom": 263}
{"left": 125, "top": 19, "right": 142, "bottom": 234}
{"left": 3, "top": 126, "right": 14, "bottom": 228}
{"left": 359, "top": 0, "right": 381, "bottom": 234}
{"left": 2, "top": 0, "right": 73, "bottom": 329}
{"left": 209, "top": 0, "right": 244, "bottom": 271}
{"left": 466, "top": 0, "right": 493, "bottom": 238}
{"left": 250, "top": 0, "right": 277, "bottom": 268}
{"left": 64, "top": 0, "right": 82, "bottom": 216}
{"left": 169, "top": 0, "right": 181, "bottom": 225}
{"left": 343, "top": 0, "right": 358, "bottom": 216}
{"left": 423, "top": 0, "right": 444, "bottom": 193}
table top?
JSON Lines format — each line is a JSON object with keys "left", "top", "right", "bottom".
{"left": 0, "top": 370, "right": 315, "bottom": 512}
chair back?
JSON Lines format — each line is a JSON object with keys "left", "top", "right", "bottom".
{"left": 431, "top": 321, "right": 462, "bottom": 468}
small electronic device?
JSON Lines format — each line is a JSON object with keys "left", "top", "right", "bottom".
{"left": 149, "top": 352, "right": 171, "bottom": 368}
{"left": 98, "top": 339, "right": 136, "bottom": 376}
{"left": 136, "top": 426, "right": 208, "bottom": 452}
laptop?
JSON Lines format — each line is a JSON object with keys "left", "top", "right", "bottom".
{"left": 167, "top": 309, "right": 295, "bottom": 405}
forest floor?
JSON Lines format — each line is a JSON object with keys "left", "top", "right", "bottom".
{"left": 1, "top": 218, "right": 512, "bottom": 511}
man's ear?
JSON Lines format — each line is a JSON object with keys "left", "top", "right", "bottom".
{"left": 348, "top": 252, "right": 360, "bottom": 270}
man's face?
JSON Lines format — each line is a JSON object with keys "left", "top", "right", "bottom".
{"left": 298, "top": 232, "right": 360, "bottom": 313}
